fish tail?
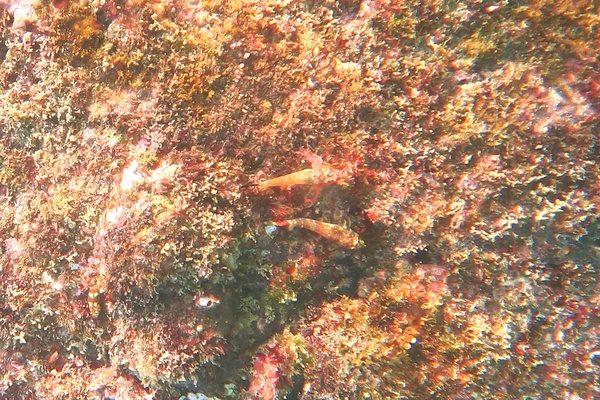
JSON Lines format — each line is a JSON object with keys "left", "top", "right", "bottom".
{"left": 275, "top": 220, "right": 293, "bottom": 229}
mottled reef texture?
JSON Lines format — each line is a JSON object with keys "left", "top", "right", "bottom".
{"left": 0, "top": 0, "right": 598, "bottom": 399}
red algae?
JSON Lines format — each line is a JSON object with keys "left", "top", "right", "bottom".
{"left": 0, "top": 0, "right": 599, "bottom": 398}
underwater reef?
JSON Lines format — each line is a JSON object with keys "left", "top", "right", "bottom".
{"left": 0, "top": 0, "right": 598, "bottom": 398}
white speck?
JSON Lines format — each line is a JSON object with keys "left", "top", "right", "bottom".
{"left": 265, "top": 225, "right": 277, "bottom": 237}
{"left": 120, "top": 160, "right": 143, "bottom": 190}
{"left": 105, "top": 206, "right": 125, "bottom": 225}
{"left": 182, "top": 393, "right": 220, "bottom": 400}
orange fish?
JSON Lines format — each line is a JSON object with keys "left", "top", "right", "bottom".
{"left": 257, "top": 150, "right": 344, "bottom": 189}
{"left": 256, "top": 150, "right": 345, "bottom": 205}
{"left": 275, "top": 218, "right": 362, "bottom": 249}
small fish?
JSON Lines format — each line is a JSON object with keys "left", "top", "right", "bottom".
{"left": 257, "top": 150, "right": 344, "bottom": 190}
{"left": 194, "top": 294, "right": 220, "bottom": 309}
{"left": 275, "top": 218, "right": 362, "bottom": 249}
